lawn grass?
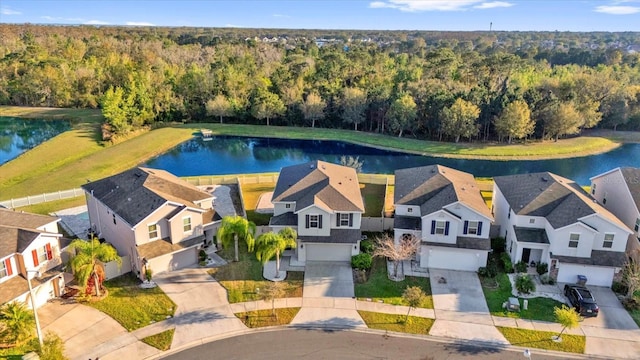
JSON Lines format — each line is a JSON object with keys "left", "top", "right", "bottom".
{"left": 361, "top": 183, "right": 385, "bottom": 217}
{"left": 86, "top": 273, "right": 176, "bottom": 331}
{"left": 240, "top": 182, "right": 276, "bottom": 225}
{"left": 235, "top": 307, "right": 301, "bottom": 328}
{"left": 357, "top": 310, "right": 434, "bottom": 335}
{"left": 209, "top": 246, "right": 303, "bottom": 303}
{"left": 0, "top": 106, "right": 104, "bottom": 123}
{"left": 15, "top": 197, "right": 87, "bottom": 215}
{"left": 481, "top": 273, "right": 565, "bottom": 323}
{"left": 140, "top": 328, "right": 175, "bottom": 351}
{"left": 0, "top": 338, "right": 40, "bottom": 360}
{"left": 497, "top": 327, "right": 585, "bottom": 354}
{"left": 355, "top": 257, "right": 433, "bottom": 308}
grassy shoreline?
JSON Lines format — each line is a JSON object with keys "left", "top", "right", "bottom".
{"left": 0, "top": 106, "right": 633, "bottom": 198}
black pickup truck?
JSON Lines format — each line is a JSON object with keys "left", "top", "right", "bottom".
{"left": 564, "top": 284, "right": 599, "bottom": 317}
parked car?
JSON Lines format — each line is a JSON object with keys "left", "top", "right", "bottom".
{"left": 564, "top": 284, "right": 599, "bottom": 317}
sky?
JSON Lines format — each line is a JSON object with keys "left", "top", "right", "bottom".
{"left": 0, "top": 0, "right": 639, "bottom": 32}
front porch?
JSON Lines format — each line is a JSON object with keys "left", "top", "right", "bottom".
{"left": 512, "top": 227, "right": 550, "bottom": 267}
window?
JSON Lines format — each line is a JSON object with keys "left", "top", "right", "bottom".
{"left": 591, "top": 183, "right": 596, "bottom": 195}
{"left": 0, "top": 259, "right": 12, "bottom": 278}
{"left": 407, "top": 208, "right": 413, "bottom": 213}
{"left": 183, "top": 217, "right": 192, "bottom": 232}
{"left": 37, "top": 246, "right": 48, "bottom": 264}
{"left": 529, "top": 218, "right": 535, "bottom": 224}
{"left": 603, "top": 233, "right": 614, "bottom": 248}
{"left": 435, "top": 221, "right": 446, "bottom": 235}
{"left": 635, "top": 218, "right": 640, "bottom": 232}
{"left": 467, "top": 221, "right": 479, "bottom": 235}
{"left": 285, "top": 204, "right": 291, "bottom": 209}
{"left": 112, "top": 214, "right": 117, "bottom": 225}
{"left": 308, "top": 215, "right": 319, "bottom": 228}
{"left": 148, "top": 224, "right": 158, "bottom": 239}
{"left": 569, "top": 233, "right": 580, "bottom": 248}
{"left": 31, "top": 244, "right": 52, "bottom": 266}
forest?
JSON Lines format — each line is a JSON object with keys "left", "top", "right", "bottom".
{"left": 1, "top": 24, "right": 639, "bottom": 143}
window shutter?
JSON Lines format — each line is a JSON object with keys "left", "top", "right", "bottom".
{"left": 319, "top": 215, "right": 323, "bottom": 229}
{"left": 463, "top": 221, "right": 469, "bottom": 235}
{"left": 349, "top": 213, "right": 353, "bottom": 227}
{"left": 477, "top": 222, "right": 483, "bottom": 236}
{"left": 430, "top": 220, "right": 436, "bottom": 235}
{"left": 444, "top": 221, "right": 450, "bottom": 236}
{"left": 46, "top": 243, "right": 53, "bottom": 260}
{"left": 305, "top": 215, "right": 310, "bottom": 228}
{"left": 32, "top": 249, "right": 39, "bottom": 266}
{"left": 5, "top": 259, "right": 12, "bottom": 276}
{"left": 336, "top": 214, "right": 340, "bottom": 227}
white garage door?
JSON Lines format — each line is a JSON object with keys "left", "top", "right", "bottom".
{"left": 423, "top": 248, "right": 485, "bottom": 271}
{"left": 149, "top": 247, "right": 198, "bottom": 274}
{"left": 557, "top": 264, "right": 614, "bottom": 287}
{"left": 306, "top": 243, "right": 352, "bottom": 262}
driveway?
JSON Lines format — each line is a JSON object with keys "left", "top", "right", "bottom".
{"left": 579, "top": 286, "right": 638, "bottom": 330}
{"left": 303, "top": 261, "right": 354, "bottom": 298}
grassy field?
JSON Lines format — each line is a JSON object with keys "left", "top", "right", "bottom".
{"left": 141, "top": 328, "right": 175, "bottom": 351}
{"left": 357, "top": 310, "right": 434, "bottom": 335}
{"left": 235, "top": 308, "right": 301, "bottom": 328}
{"left": 355, "top": 257, "right": 434, "bottom": 308}
{"left": 497, "top": 327, "right": 585, "bottom": 353}
{"left": 87, "top": 274, "right": 177, "bottom": 332}
{"left": 0, "top": 106, "right": 104, "bottom": 122}
{"left": 361, "top": 183, "right": 385, "bottom": 217}
{"left": 240, "top": 181, "right": 277, "bottom": 225}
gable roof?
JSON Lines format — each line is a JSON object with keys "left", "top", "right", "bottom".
{"left": 620, "top": 167, "right": 640, "bottom": 213}
{"left": 82, "top": 167, "right": 213, "bottom": 227}
{"left": 494, "top": 172, "right": 627, "bottom": 229}
{"left": 271, "top": 160, "right": 364, "bottom": 212}
{"left": 0, "top": 209, "right": 61, "bottom": 258}
{"left": 394, "top": 165, "right": 492, "bottom": 219}
{"left": 0, "top": 208, "right": 59, "bottom": 230}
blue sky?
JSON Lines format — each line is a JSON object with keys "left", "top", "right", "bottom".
{"left": 1, "top": 1, "right": 639, "bottom": 31}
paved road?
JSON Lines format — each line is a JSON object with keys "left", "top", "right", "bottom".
{"left": 160, "top": 329, "right": 578, "bottom": 360}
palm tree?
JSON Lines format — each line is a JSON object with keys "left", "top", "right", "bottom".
{"left": 217, "top": 216, "right": 256, "bottom": 262}
{"left": 255, "top": 228, "right": 297, "bottom": 278}
{"left": 0, "top": 301, "right": 34, "bottom": 345}
{"left": 67, "top": 238, "right": 121, "bottom": 297}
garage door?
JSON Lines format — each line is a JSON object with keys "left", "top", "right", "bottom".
{"left": 557, "top": 264, "right": 614, "bottom": 287}
{"left": 306, "top": 243, "right": 352, "bottom": 262}
{"left": 423, "top": 247, "right": 485, "bottom": 271}
{"left": 149, "top": 247, "right": 198, "bottom": 274}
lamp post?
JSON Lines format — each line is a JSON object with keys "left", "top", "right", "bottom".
{"left": 26, "top": 270, "right": 44, "bottom": 347}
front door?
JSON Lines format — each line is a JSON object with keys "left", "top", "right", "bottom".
{"left": 521, "top": 248, "right": 531, "bottom": 263}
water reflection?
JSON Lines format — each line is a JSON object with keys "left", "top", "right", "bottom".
{"left": 0, "top": 117, "right": 71, "bottom": 164}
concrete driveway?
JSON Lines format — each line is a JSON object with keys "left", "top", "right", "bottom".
{"left": 303, "top": 261, "right": 354, "bottom": 298}
{"left": 579, "top": 286, "right": 638, "bottom": 330}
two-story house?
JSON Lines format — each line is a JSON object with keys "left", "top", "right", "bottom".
{"left": 0, "top": 209, "right": 65, "bottom": 309}
{"left": 493, "top": 172, "right": 632, "bottom": 287}
{"left": 393, "top": 165, "right": 494, "bottom": 271}
{"left": 590, "top": 167, "right": 640, "bottom": 252}
{"left": 82, "top": 167, "right": 222, "bottom": 278}
{"left": 269, "top": 160, "right": 364, "bottom": 264}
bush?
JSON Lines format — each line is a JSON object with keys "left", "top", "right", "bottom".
{"left": 360, "top": 239, "right": 374, "bottom": 254}
{"left": 198, "top": 249, "right": 207, "bottom": 261}
{"left": 145, "top": 268, "right": 153, "bottom": 281}
{"left": 477, "top": 266, "right": 497, "bottom": 278}
{"left": 536, "top": 262, "right": 548, "bottom": 275}
{"left": 540, "top": 274, "right": 555, "bottom": 285}
{"left": 491, "top": 237, "right": 505, "bottom": 254}
{"left": 351, "top": 253, "right": 372, "bottom": 270}
{"left": 515, "top": 274, "right": 536, "bottom": 294}
{"left": 612, "top": 281, "right": 629, "bottom": 295}
{"left": 39, "top": 332, "right": 68, "bottom": 360}
{"left": 500, "top": 252, "right": 513, "bottom": 273}
{"left": 622, "top": 297, "right": 640, "bottom": 311}
{"left": 514, "top": 261, "right": 528, "bottom": 273}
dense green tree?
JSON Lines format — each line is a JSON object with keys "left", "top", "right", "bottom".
{"left": 441, "top": 98, "right": 480, "bottom": 142}
{"left": 217, "top": 216, "right": 256, "bottom": 262}
{"left": 543, "top": 102, "right": 582, "bottom": 141}
{"left": 255, "top": 227, "right": 297, "bottom": 278}
{"left": 301, "top": 92, "right": 326, "bottom": 128}
{"left": 206, "top": 94, "right": 234, "bottom": 123}
{"left": 252, "top": 87, "right": 286, "bottom": 126}
{"left": 67, "top": 238, "right": 121, "bottom": 297}
{"left": 0, "top": 301, "right": 34, "bottom": 346}
{"left": 494, "top": 100, "right": 534, "bottom": 143}
{"left": 386, "top": 93, "right": 417, "bottom": 137}
{"left": 101, "top": 86, "right": 133, "bottom": 134}
{"left": 340, "top": 87, "right": 367, "bottom": 131}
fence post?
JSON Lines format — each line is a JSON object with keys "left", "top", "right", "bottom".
{"left": 27, "top": 195, "right": 31, "bottom": 205}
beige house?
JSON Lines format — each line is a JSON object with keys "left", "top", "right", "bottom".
{"left": 269, "top": 160, "right": 365, "bottom": 263}
{"left": 0, "top": 209, "right": 65, "bottom": 309}
{"left": 82, "top": 167, "right": 222, "bottom": 278}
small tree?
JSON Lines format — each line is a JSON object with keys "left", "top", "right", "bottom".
{"left": 553, "top": 305, "right": 580, "bottom": 341}
{"left": 257, "top": 281, "right": 285, "bottom": 317}
{"left": 217, "top": 216, "right": 256, "bottom": 262}
{"left": 0, "top": 301, "right": 34, "bottom": 346}
{"left": 402, "top": 286, "right": 426, "bottom": 322}
{"left": 255, "top": 228, "right": 297, "bottom": 278}
{"left": 39, "top": 332, "right": 68, "bottom": 360}
{"left": 622, "top": 250, "right": 640, "bottom": 298}
{"left": 206, "top": 94, "right": 233, "bottom": 124}
{"left": 67, "top": 238, "right": 121, "bottom": 297}
{"left": 515, "top": 274, "right": 536, "bottom": 294}
{"left": 373, "top": 234, "right": 419, "bottom": 280}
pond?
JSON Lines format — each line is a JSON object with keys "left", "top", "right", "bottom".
{"left": 0, "top": 117, "right": 71, "bottom": 165}
{"left": 143, "top": 136, "right": 640, "bottom": 185}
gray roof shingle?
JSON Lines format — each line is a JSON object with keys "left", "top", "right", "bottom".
{"left": 423, "top": 236, "right": 490, "bottom": 251}
{"left": 552, "top": 250, "right": 626, "bottom": 267}
{"left": 299, "top": 229, "right": 362, "bottom": 244}
{"left": 0, "top": 209, "right": 61, "bottom": 258}
{"left": 393, "top": 216, "right": 421, "bottom": 230}
{"left": 514, "top": 226, "right": 549, "bottom": 244}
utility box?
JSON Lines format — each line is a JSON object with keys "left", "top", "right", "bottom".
{"left": 577, "top": 275, "right": 587, "bottom": 286}
{"left": 508, "top": 297, "right": 520, "bottom": 312}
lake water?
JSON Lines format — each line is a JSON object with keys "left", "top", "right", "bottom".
{"left": 0, "top": 117, "right": 71, "bottom": 165}
{"left": 143, "top": 136, "right": 640, "bottom": 185}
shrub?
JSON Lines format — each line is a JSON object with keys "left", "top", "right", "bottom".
{"left": 514, "top": 261, "right": 528, "bottom": 273}
{"left": 39, "top": 332, "right": 68, "bottom": 360}
{"left": 540, "top": 274, "right": 555, "bottom": 285}
{"left": 622, "top": 297, "right": 640, "bottom": 311}
{"left": 515, "top": 274, "right": 536, "bottom": 294}
{"left": 145, "top": 268, "right": 153, "bottom": 281}
{"left": 500, "top": 252, "right": 513, "bottom": 273}
{"left": 612, "top": 281, "right": 629, "bottom": 295}
{"left": 536, "top": 262, "right": 548, "bottom": 275}
{"left": 199, "top": 260, "right": 207, "bottom": 267}
{"left": 351, "top": 253, "right": 373, "bottom": 270}
{"left": 491, "top": 237, "right": 505, "bottom": 254}
{"left": 478, "top": 259, "right": 498, "bottom": 278}
{"left": 360, "top": 239, "right": 374, "bottom": 254}
{"left": 198, "top": 249, "right": 207, "bottom": 261}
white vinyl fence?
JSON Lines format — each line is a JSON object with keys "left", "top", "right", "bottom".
{"left": 0, "top": 188, "right": 84, "bottom": 209}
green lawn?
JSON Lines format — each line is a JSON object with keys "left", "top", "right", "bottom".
{"left": 358, "top": 310, "right": 434, "bottom": 335}
{"left": 141, "top": 328, "right": 175, "bottom": 351}
{"left": 15, "top": 197, "right": 87, "bottom": 215}
{"left": 235, "top": 307, "right": 301, "bottom": 328}
{"left": 209, "top": 245, "right": 303, "bottom": 303}
{"left": 481, "top": 273, "right": 565, "bottom": 323}
{"left": 498, "top": 327, "right": 585, "bottom": 354}
{"left": 240, "top": 182, "right": 276, "bottom": 225}
{"left": 0, "top": 338, "right": 40, "bottom": 360}
{"left": 87, "top": 273, "right": 176, "bottom": 331}
{"left": 355, "top": 257, "right": 433, "bottom": 308}
{"left": 0, "top": 106, "right": 105, "bottom": 122}
{"left": 361, "top": 183, "right": 385, "bottom": 217}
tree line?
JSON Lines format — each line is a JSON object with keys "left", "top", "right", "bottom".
{"left": 1, "top": 24, "right": 639, "bottom": 143}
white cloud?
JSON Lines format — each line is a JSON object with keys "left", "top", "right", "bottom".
{"left": 1, "top": 6, "right": 21, "bottom": 15}
{"left": 474, "top": 1, "right": 513, "bottom": 9}
{"left": 595, "top": 5, "right": 640, "bottom": 14}
{"left": 369, "top": 0, "right": 487, "bottom": 12}
{"left": 273, "top": 13, "right": 291, "bottom": 18}
{"left": 41, "top": 15, "right": 86, "bottom": 22}
{"left": 126, "top": 21, "right": 155, "bottom": 26}
{"left": 85, "top": 20, "right": 110, "bottom": 25}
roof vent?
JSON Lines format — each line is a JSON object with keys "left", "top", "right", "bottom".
{"left": 338, "top": 182, "right": 342, "bottom": 185}
{"left": 310, "top": 164, "right": 315, "bottom": 169}
{"left": 127, "top": 197, "right": 131, "bottom": 202}
{"left": 541, "top": 176, "right": 548, "bottom": 182}
{"left": 321, "top": 165, "right": 326, "bottom": 170}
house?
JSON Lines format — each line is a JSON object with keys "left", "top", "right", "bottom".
{"left": 493, "top": 172, "right": 633, "bottom": 287}
{"left": 82, "top": 167, "right": 222, "bottom": 278}
{"left": 393, "top": 165, "right": 493, "bottom": 271}
{"left": 590, "top": 167, "right": 640, "bottom": 252}
{"left": 0, "top": 209, "right": 65, "bottom": 309}
{"left": 269, "top": 160, "right": 364, "bottom": 263}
